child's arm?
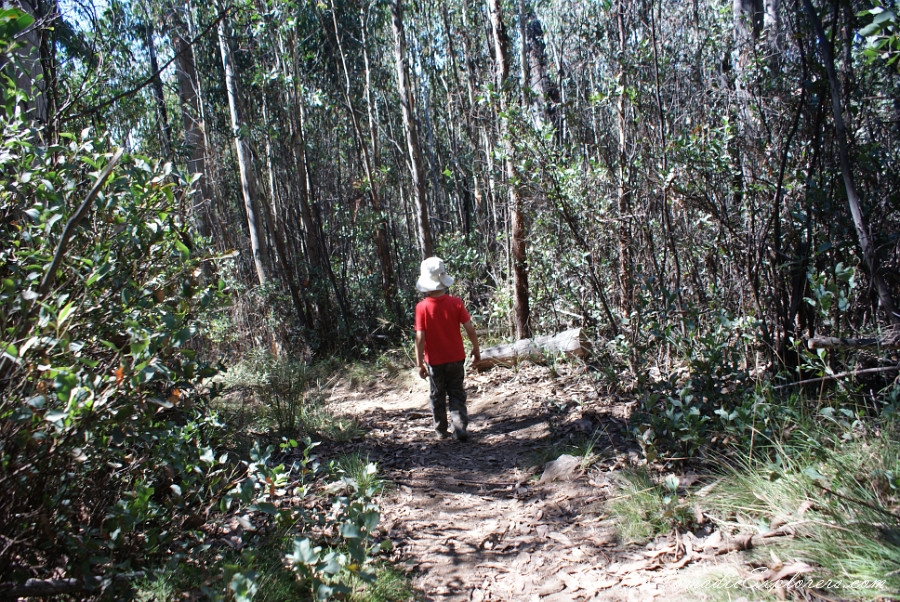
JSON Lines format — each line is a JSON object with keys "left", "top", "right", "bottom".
{"left": 414, "top": 330, "right": 428, "bottom": 379}
{"left": 462, "top": 320, "right": 481, "bottom": 363}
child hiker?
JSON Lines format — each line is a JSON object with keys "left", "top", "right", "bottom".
{"left": 414, "top": 257, "right": 481, "bottom": 441}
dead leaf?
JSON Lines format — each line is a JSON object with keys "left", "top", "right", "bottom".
{"left": 476, "top": 562, "right": 510, "bottom": 572}
{"left": 590, "top": 576, "right": 620, "bottom": 590}
{"left": 754, "top": 561, "right": 815, "bottom": 583}
{"left": 547, "top": 531, "right": 574, "bottom": 546}
{"left": 798, "top": 500, "right": 815, "bottom": 516}
{"left": 559, "top": 571, "right": 582, "bottom": 592}
{"left": 643, "top": 546, "right": 675, "bottom": 558}
{"left": 619, "top": 573, "right": 648, "bottom": 587}
{"left": 535, "top": 577, "right": 564, "bottom": 596}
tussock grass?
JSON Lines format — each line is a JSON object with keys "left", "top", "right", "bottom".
{"left": 297, "top": 396, "right": 365, "bottom": 442}
{"left": 216, "top": 351, "right": 364, "bottom": 440}
{"left": 334, "top": 452, "right": 386, "bottom": 496}
{"left": 608, "top": 468, "right": 696, "bottom": 544}
{"left": 705, "top": 423, "right": 900, "bottom": 599}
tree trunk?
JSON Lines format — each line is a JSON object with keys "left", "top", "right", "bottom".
{"left": 140, "top": 19, "right": 172, "bottom": 160}
{"left": 649, "top": 0, "right": 683, "bottom": 311}
{"left": 615, "top": 0, "right": 633, "bottom": 314}
{"left": 5, "top": 0, "right": 47, "bottom": 125}
{"left": 168, "top": 3, "right": 213, "bottom": 238}
{"left": 524, "top": 10, "right": 558, "bottom": 127}
{"left": 218, "top": 13, "right": 268, "bottom": 286}
{"left": 325, "top": 0, "right": 400, "bottom": 321}
{"left": 803, "top": 0, "right": 899, "bottom": 325}
{"left": 391, "top": 0, "right": 433, "bottom": 259}
{"left": 261, "top": 92, "right": 309, "bottom": 330}
{"left": 488, "top": 0, "right": 530, "bottom": 340}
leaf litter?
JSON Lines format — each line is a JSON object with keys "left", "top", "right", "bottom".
{"left": 317, "top": 362, "right": 792, "bottom": 601}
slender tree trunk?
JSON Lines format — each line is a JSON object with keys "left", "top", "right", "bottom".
{"left": 615, "top": 0, "right": 633, "bottom": 314}
{"left": 488, "top": 0, "right": 530, "bottom": 339}
{"left": 284, "top": 32, "right": 347, "bottom": 335}
{"left": 5, "top": 0, "right": 47, "bottom": 124}
{"left": 218, "top": 13, "right": 268, "bottom": 286}
{"left": 391, "top": 0, "right": 433, "bottom": 259}
{"left": 649, "top": 0, "right": 683, "bottom": 310}
{"left": 803, "top": 0, "right": 899, "bottom": 324}
{"left": 525, "top": 10, "right": 557, "bottom": 126}
{"left": 324, "top": 0, "right": 400, "bottom": 321}
{"left": 169, "top": 3, "right": 212, "bottom": 238}
{"left": 140, "top": 19, "right": 172, "bottom": 160}
{"left": 261, "top": 93, "right": 309, "bottom": 330}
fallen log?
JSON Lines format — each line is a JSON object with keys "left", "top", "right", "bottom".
{"left": 473, "top": 327, "right": 589, "bottom": 370}
{"left": 808, "top": 331, "right": 900, "bottom": 349}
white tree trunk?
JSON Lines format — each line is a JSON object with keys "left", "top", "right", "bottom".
{"left": 218, "top": 16, "right": 268, "bottom": 286}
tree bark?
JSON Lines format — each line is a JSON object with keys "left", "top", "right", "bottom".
{"left": 488, "top": 0, "right": 530, "bottom": 340}
{"left": 6, "top": 0, "right": 47, "bottom": 124}
{"left": 391, "top": 0, "right": 433, "bottom": 259}
{"left": 615, "top": 0, "right": 633, "bottom": 314}
{"left": 139, "top": 19, "right": 172, "bottom": 160}
{"left": 324, "top": 0, "right": 400, "bottom": 320}
{"left": 803, "top": 0, "right": 899, "bottom": 325}
{"left": 218, "top": 13, "right": 268, "bottom": 286}
{"left": 261, "top": 92, "right": 309, "bottom": 329}
{"left": 168, "top": 3, "right": 213, "bottom": 238}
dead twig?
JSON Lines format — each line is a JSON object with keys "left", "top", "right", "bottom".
{"left": 773, "top": 364, "right": 899, "bottom": 390}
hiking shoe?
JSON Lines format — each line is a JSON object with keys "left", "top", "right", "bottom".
{"left": 435, "top": 429, "right": 451, "bottom": 440}
{"left": 450, "top": 413, "right": 468, "bottom": 441}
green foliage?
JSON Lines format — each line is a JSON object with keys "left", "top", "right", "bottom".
{"left": 632, "top": 312, "right": 763, "bottom": 460}
{"left": 858, "top": 2, "right": 900, "bottom": 70}
{"left": 223, "top": 351, "right": 316, "bottom": 433}
{"left": 334, "top": 453, "right": 386, "bottom": 497}
{"left": 285, "top": 451, "right": 383, "bottom": 600}
{"left": 0, "top": 112, "right": 240, "bottom": 586}
{"left": 0, "top": 7, "right": 34, "bottom": 47}
{"left": 804, "top": 262, "right": 856, "bottom": 329}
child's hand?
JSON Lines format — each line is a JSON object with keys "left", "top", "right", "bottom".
{"left": 418, "top": 365, "right": 428, "bottom": 379}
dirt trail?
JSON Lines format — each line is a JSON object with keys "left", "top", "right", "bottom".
{"left": 323, "top": 363, "right": 743, "bottom": 601}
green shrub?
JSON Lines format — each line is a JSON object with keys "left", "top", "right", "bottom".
{"left": 0, "top": 110, "right": 239, "bottom": 590}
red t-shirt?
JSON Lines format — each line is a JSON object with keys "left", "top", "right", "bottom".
{"left": 415, "top": 294, "right": 471, "bottom": 366}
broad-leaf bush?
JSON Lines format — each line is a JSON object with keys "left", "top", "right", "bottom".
{"left": 0, "top": 108, "right": 233, "bottom": 591}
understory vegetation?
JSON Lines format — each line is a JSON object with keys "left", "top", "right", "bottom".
{"left": 2, "top": 0, "right": 900, "bottom": 599}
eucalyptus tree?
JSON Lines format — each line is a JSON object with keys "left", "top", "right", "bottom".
{"left": 391, "top": 0, "right": 432, "bottom": 259}
{"left": 3, "top": 0, "right": 47, "bottom": 125}
{"left": 217, "top": 6, "right": 269, "bottom": 287}
{"left": 488, "top": 0, "right": 531, "bottom": 339}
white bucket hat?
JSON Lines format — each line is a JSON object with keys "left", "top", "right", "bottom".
{"left": 416, "top": 257, "right": 455, "bottom": 292}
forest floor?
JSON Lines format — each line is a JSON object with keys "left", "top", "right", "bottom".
{"left": 319, "top": 361, "right": 756, "bottom": 602}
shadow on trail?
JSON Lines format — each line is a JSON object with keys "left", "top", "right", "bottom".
{"left": 310, "top": 378, "right": 639, "bottom": 600}
{"left": 315, "top": 394, "right": 636, "bottom": 502}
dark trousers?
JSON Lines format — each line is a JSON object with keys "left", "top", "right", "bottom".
{"left": 427, "top": 360, "right": 467, "bottom": 434}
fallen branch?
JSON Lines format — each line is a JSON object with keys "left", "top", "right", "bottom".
{"left": 714, "top": 526, "right": 795, "bottom": 555}
{"left": 38, "top": 148, "right": 125, "bottom": 297}
{"left": 773, "top": 364, "right": 900, "bottom": 390}
{"left": 0, "top": 572, "right": 143, "bottom": 599}
{"left": 808, "top": 336, "right": 900, "bottom": 349}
